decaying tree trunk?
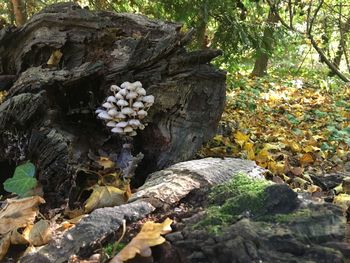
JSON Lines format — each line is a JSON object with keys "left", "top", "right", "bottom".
{"left": 0, "top": 3, "right": 226, "bottom": 207}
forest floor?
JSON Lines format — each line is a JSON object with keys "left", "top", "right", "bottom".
{"left": 199, "top": 71, "right": 350, "bottom": 194}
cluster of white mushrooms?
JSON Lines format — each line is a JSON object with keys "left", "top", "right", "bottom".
{"left": 96, "top": 81, "right": 154, "bottom": 136}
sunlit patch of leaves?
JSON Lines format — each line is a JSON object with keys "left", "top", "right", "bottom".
{"left": 199, "top": 72, "right": 349, "bottom": 192}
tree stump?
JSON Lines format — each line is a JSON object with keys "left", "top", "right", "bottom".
{"left": 0, "top": 3, "right": 226, "bottom": 207}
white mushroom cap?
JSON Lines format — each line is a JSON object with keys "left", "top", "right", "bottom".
{"left": 98, "top": 111, "right": 113, "bottom": 120}
{"left": 132, "top": 101, "right": 144, "bottom": 108}
{"left": 139, "top": 124, "right": 145, "bottom": 130}
{"left": 117, "top": 99, "right": 129, "bottom": 107}
{"left": 106, "top": 121, "right": 117, "bottom": 127}
{"left": 110, "top": 85, "right": 120, "bottom": 92}
{"left": 133, "top": 81, "right": 142, "bottom": 88}
{"left": 111, "top": 127, "right": 124, "bottom": 134}
{"left": 118, "top": 89, "right": 127, "bottom": 97}
{"left": 123, "top": 126, "right": 133, "bottom": 133}
{"left": 128, "top": 119, "right": 141, "bottom": 128}
{"left": 107, "top": 96, "right": 117, "bottom": 103}
{"left": 137, "top": 109, "right": 147, "bottom": 119}
{"left": 102, "top": 102, "right": 114, "bottom": 109}
{"left": 126, "top": 91, "right": 138, "bottom": 100}
{"left": 136, "top": 87, "right": 146, "bottom": 96}
{"left": 95, "top": 108, "right": 104, "bottom": 114}
{"left": 121, "top": 107, "right": 135, "bottom": 115}
{"left": 129, "top": 131, "right": 137, "bottom": 136}
{"left": 107, "top": 109, "right": 118, "bottom": 116}
{"left": 126, "top": 83, "right": 137, "bottom": 91}
{"left": 115, "top": 93, "right": 124, "bottom": 100}
{"left": 116, "top": 121, "right": 128, "bottom": 128}
{"left": 142, "top": 95, "right": 154, "bottom": 105}
{"left": 120, "top": 82, "right": 131, "bottom": 89}
{"left": 115, "top": 112, "right": 126, "bottom": 119}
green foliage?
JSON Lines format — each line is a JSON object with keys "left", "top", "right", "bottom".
{"left": 195, "top": 173, "right": 271, "bottom": 234}
{"left": 3, "top": 162, "right": 38, "bottom": 197}
{"left": 103, "top": 242, "right": 126, "bottom": 257}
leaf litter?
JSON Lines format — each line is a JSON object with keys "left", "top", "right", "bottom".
{"left": 199, "top": 73, "right": 349, "bottom": 194}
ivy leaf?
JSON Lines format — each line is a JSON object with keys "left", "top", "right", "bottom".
{"left": 3, "top": 162, "right": 37, "bottom": 197}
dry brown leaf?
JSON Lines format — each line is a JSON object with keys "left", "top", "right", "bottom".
{"left": 23, "top": 219, "right": 52, "bottom": 246}
{"left": 84, "top": 186, "right": 127, "bottom": 213}
{"left": 10, "top": 228, "right": 29, "bottom": 245}
{"left": 0, "top": 233, "right": 11, "bottom": 261}
{"left": 110, "top": 218, "right": 173, "bottom": 263}
{"left": 300, "top": 153, "right": 314, "bottom": 166}
{"left": 64, "top": 207, "right": 85, "bottom": 219}
{"left": 0, "top": 196, "right": 45, "bottom": 235}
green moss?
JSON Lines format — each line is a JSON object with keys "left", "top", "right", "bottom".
{"left": 195, "top": 173, "right": 272, "bottom": 234}
{"left": 271, "top": 209, "right": 312, "bottom": 223}
{"left": 103, "top": 242, "right": 126, "bottom": 257}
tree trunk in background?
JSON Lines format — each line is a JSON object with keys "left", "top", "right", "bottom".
{"left": 330, "top": 18, "right": 350, "bottom": 76}
{"left": 0, "top": 3, "right": 226, "bottom": 207}
{"left": 196, "top": 1, "right": 209, "bottom": 49}
{"left": 251, "top": 9, "right": 278, "bottom": 77}
{"left": 10, "top": 0, "right": 27, "bottom": 26}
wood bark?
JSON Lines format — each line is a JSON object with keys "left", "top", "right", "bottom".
{"left": 251, "top": 9, "right": 278, "bottom": 77}
{"left": 0, "top": 3, "right": 226, "bottom": 207}
{"left": 10, "top": 0, "right": 27, "bottom": 26}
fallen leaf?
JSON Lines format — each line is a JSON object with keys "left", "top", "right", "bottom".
{"left": 300, "top": 153, "right": 314, "bottom": 166}
{"left": 23, "top": 219, "right": 52, "bottom": 246}
{"left": 47, "top": 50, "right": 63, "bottom": 67}
{"left": 111, "top": 218, "right": 173, "bottom": 263}
{"left": 234, "top": 131, "right": 250, "bottom": 147}
{"left": 334, "top": 194, "right": 350, "bottom": 209}
{"left": 303, "top": 145, "right": 320, "bottom": 153}
{"left": 84, "top": 186, "right": 127, "bottom": 213}
{"left": 3, "top": 162, "right": 37, "bottom": 197}
{"left": 0, "top": 196, "right": 45, "bottom": 235}
{"left": 64, "top": 207, "right": 85, "bottom": 219}
{"left": 0, "top": 233, "right": 11, "bottom": 261}
{"left": 10, "top": 228, "right": 29, "bottom": 245}
{"left": 290, "top": 167, "right": 304, "bottom": 176}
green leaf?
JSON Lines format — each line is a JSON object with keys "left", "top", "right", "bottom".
{"left": 3, "top": 162, "right": 37, "bottom": 197}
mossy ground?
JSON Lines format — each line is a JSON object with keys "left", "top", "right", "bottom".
{"left": 195, "top": 173, "right": 272, "bottom": 234}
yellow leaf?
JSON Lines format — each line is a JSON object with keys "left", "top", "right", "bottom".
{"left": 47, "top": 50, "right": 62, "bottom": 66}
{"left": 289, "top": 141, "right": 301, "bottom": 152}
{"left": 303, "top": 145, "right": 320, "bottom": 153}
{"left": 23, "top": 220, "right": 52, "bottom": 246}
{"left": 244, "top": 142, "right": 255, "bottom": 160}
{"left": 263, "top": 143, "right": 282, "bottom": 151}
{"left": 256, "top": 149, "right": 273, "bottom": 163}
{"left": 0, "top": 196, "right": 45, "bottom": 235}
{"left": 268, "top": 161, "right": 285, "bottom": 175}
{"left": 111, "top": 218, "right": 172, "bottom": 263}
{"left": 334, "top": 194, "right": 350, "bottom": 210}
{"left": 234, "top": 131, "right": 250, "bottom": 148}
{"left": 84, "top": 186, "right": 127, "bottom": 213}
